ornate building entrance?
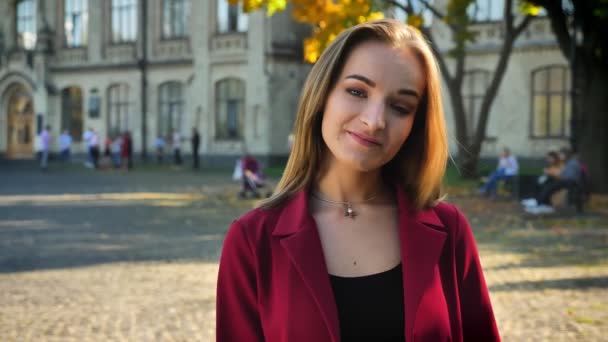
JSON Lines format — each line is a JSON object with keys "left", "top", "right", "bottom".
{"left": 5, "top": 84, "right": 34, "bottom": 158}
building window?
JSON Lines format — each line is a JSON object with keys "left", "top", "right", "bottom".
{"left": 162, "top": 0, "right": 190, "bottom": 39}
{"left": 467, "top": 0, "right": 504, "bottom": 22}
{"left": 463, "top": 69, "right": 491, "bottom": 140}
{"left": 215, "top": 78, "right": 245, "bottom": 139}
{"left": 16, "top": 0, "right": 37, "bottom": 50}
{"left": 158, "top": 82, "right": 184, "bottom": 137}
{"left": 217, "top": 0, "right": 248, "bottom": 33}
{"left": 107, "top": 84, "right": 131, "bottom": 135}
{"left": 61, "top": 87, "right": 84, "bottom": 142}
{"left": 531, "top": 66, "right": 570, "bottom": 138}
{"left": 64, "top": 0, "right": 89, "bottom": 47}
{"left": 111, "top": 0, "right": 137, "bottom": 43}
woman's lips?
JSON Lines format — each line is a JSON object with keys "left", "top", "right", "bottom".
{"left": 348, "top": 131, "right": 381, "bottom": 147}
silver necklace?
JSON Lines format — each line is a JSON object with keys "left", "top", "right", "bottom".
{"left": 311, "top": 191, "right": 377, "bottom": 219}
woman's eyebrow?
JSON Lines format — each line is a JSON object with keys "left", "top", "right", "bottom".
{"left": 397, "top": 88, "right": 420, "bottom": 99}
{"left": 345, "top": 74, "right": 376, "bottom": 87}
{"left": 346, "top": 74, "right": 420, "bottom": 99}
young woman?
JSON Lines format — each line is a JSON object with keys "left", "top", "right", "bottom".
{"left": 217, "top": 19, "right": 499, "bottom": 341}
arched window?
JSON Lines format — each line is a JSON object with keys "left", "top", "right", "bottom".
{"left": 61, "top": 86, "right": 84, "bottom": 141}
{"left": 215, "top": 78, "right": 245, "bottom": 139}
{"left": 217, "top": 0, "right": 248, "bottom": 33}
{"left": 463, "top": 69, "right": 491, "bottom": 140}
{"left": 107, "top": 84, "right": 131, "bottom": 135}
{"left": 162, "top": 0, "right": 190, "bottom": 38}
{"left": 16, "top": 0, "right": 37, "bottom": 50}
{"left": 158, "top": 82, "right": 184, "bottom": 137}
{"left": 64, "top": 0, "right": 89, "bottom": 47}
{"left": 531, "top": 66, "right": 570, "bottom": 138}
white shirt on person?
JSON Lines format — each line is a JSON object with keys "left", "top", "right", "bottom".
{"left": 59, "top": 133, "right": 72, "bottom": 151}
{"left": 498, "top": 155, "right": 519, "bottom": 176}
{"left": 89, "top": 132, "right": 99, "bottom": 147}
{"left": 172, "top": 132, "right": 181, "bottom": 150}
{"left": 83, "top": 130, "right": 92, "bottom": 147}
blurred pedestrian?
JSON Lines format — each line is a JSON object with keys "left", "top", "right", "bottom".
{"left": 89, "top": 129, "right": 100, "bottom": 169}
{"left": 172, "top": 129, "right": 182, "bottom": 166}
{"left": 155, "top": 135, "right": 165, "bottom": 164}
{"left": 59, "top": 129, "right": 72, "bottom": 162}
{"left": 82, "top": 127, "right": 93, "bottom": 168}
{"left": 121, "top": 131, "right": 133, "bottom": 171}
{"left": 191, "top": 127, "right": 200, "bottom": 169}
{"left": 39, "top": 125, "right": 51, "bottom": 171}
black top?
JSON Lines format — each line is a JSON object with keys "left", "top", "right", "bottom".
{"left": 329, "top": 264, "right": 405, "bottom": 341}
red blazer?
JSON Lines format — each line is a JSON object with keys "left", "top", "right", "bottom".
{"left": 217, "top": 187, "right": 500, "bottom": 341}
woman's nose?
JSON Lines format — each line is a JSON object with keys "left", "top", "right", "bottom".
{"left": 359, "top": 101, "right": 386, "bottom": 131}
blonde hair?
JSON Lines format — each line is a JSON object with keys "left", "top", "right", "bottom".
{"left": 260, "top": 19, "right": 448, "bottom": 210}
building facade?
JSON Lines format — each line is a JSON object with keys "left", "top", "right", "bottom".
{"left": 0, "top": 0, "right": 571, "bottom": 164}
{"left": 427, "top": 0, "right": 572, "bottom": 159}
{"left": 0, "top": 0, "right": 309, "bottom": 165}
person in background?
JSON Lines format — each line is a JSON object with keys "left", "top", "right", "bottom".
{"left": 59, "top": 129, "right": 72, "bottom": 162}
{"left": 155, "top": 135, "right": 166, "bottom": 164}
{"left": 121, "top": 131, "right": 133, "bottom": 171}
{"left": 217, "top": 19, "right": 499, "bottom": 342}
{"left": 111, "top": 133, "right": 122, "bottom": 168}
{"left": 522, "top": 147, "right": 582, "bottom": 214}
{"left": 238, "top": 153, "right": 265, "bottom": 199}
{"left": 191, "top": 127, "right": 201, "bottom": 169}
{"left": 82, "top": 127, "right": 93, "bottom": 168}
{"left": 478, "top": 147, "right": 519, "bottom": 198}
{"left": 39, "top": 125, "right": 51, "bottom": 171}
{"left": 172, "top": 129, "right": 182, "bottom": 166}
{"left": 537, "top": 150, "right": 563, "bottom": 188}
{"left": 89, "top": 128, "right": 100, "bottom": 169}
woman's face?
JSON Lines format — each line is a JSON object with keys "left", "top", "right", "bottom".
{"left": 320, "top": 40, "right": 425, "bottom": 173}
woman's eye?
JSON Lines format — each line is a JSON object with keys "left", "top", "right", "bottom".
{"left": 391, "top": 104, "right": 412, "bottom": 115}
{"left": 346, "top": 88, "right": 366, "bottom": 98}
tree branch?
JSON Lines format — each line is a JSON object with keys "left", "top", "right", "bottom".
{"left": 419, "top": 26, "right": 453, "bottom": 85}
{"left": 417, "top": 0, "right": 446, "bottom": 20}
{"left": 384, "top": 0, "right": 411, "bottom": 14}
{"left": 528, "top": 0, "right": 573, "bottom": 60}
{"left": 504, "top": 0, "right": 514, "bottom": 32}
{"left": 474, "top": 1, "right": 533, "bottom": 147}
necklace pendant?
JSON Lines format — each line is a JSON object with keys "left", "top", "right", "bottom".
{"left": 344, "top": 204, "right": 356, "bottom": 219}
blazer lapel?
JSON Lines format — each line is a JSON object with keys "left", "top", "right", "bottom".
{"left": 396, "top": 188, "right": 447, "bottom": 341}
{"left": 273, "top": 190, "right": 341, "bottom": 342}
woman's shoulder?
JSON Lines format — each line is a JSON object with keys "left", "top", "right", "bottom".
{"left": 227, "top": 205, "right": 284, "bottom": 245}
{"left": 428, "top": 201, "right": 471, "bottom": 236}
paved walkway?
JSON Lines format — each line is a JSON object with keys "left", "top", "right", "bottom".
{"left": 0, "top": 166, "right": 606, "bottom": 341}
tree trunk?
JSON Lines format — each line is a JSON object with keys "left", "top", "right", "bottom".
{"left": 457, "top": 144, "right": 481, "bottom": 178}
{"left": 575, "top": 62, "right": 608, "bottom": 193}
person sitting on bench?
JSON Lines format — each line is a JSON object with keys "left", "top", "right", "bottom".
{"left": 522, "top": 147, "right": 582, "bottom": 214}
{"left": 479, "top": 147, "right": 519, "bottom": 198}
{"left": 238, "top": 154, "right": 266, "bottom": 199}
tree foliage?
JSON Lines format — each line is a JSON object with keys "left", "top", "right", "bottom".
{"left": 229, "top": 0, "right": 384, "bottom": 62}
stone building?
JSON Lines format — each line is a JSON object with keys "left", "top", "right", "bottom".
{"left": 0, "top": 0, "right": 309, "bottom": 165}
{"left": 427, "top": 0, "right": 571, "bottom": 160}
{"left": 0, "top": 0, "right": 571, "bottom": 165}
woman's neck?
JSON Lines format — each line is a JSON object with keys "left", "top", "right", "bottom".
{"left": 315, "top": 160, "right": 387, "bottom": 203}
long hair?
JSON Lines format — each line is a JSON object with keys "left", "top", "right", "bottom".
{"left": 260, "top": 19, "right": 448, "bottom": 210}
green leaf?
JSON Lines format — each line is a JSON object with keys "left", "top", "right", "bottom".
{"left": 519, "top": 1, "right": 542, "bottom": 16}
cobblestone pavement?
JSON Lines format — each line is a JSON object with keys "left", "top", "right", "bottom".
{"left": 0, "top": 166, "right": 606, "bottom": 341}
